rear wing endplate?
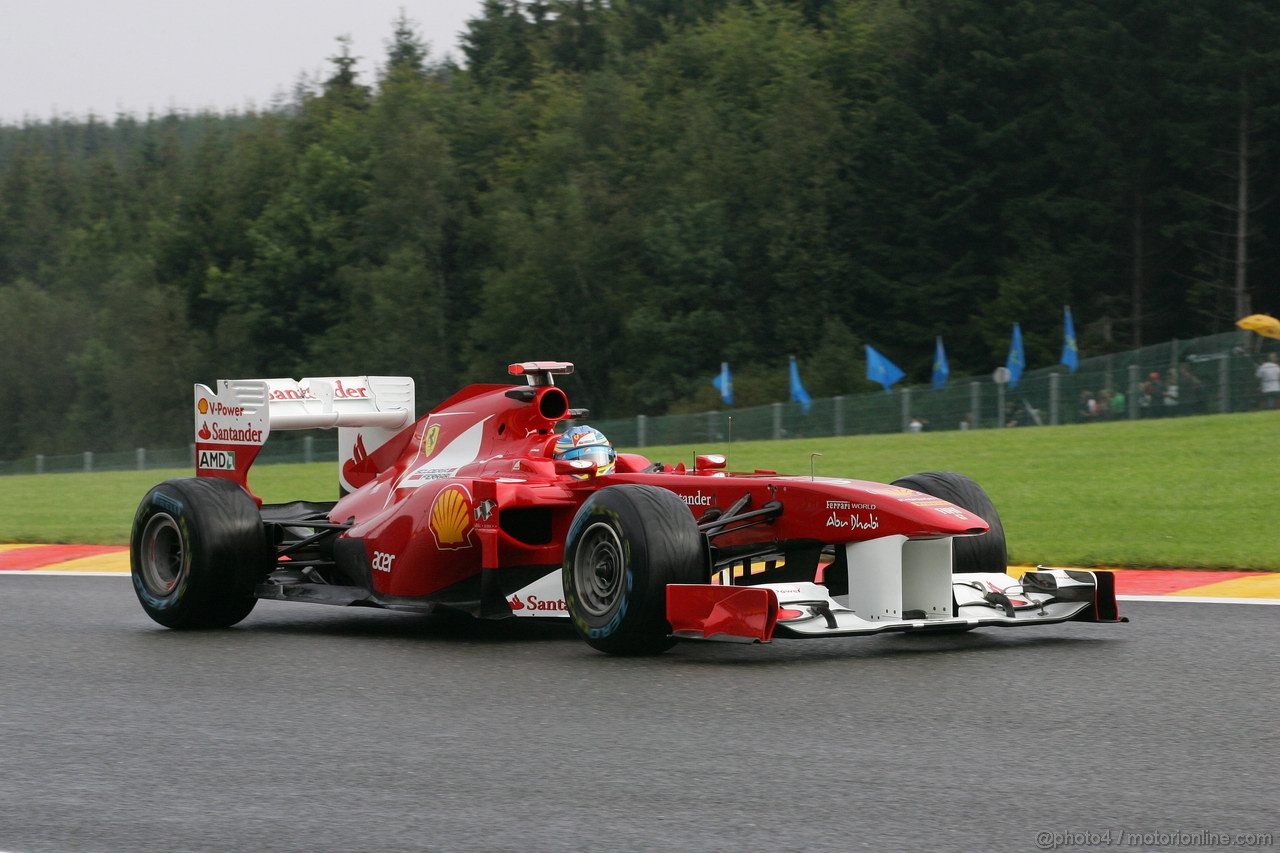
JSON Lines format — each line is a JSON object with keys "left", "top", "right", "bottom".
{"left": 194, "top": 376, "right": 415, "bottom": 496}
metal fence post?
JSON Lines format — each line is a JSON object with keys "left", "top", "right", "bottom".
{"left": 1128, "top": 364, "right": 1140, "bottom": 419}
{"left": 834, "top": 396, "right": 844, "bottom": 437}
{"left": 36, "top": 454, "right": 45, "bottom": 474}
{"left": 708, "top": 410, "right": 718, "bottom": 442}
{"left": 637, "top": 414, "right": 647, "bottom": 448}
{"left": 189, "top": 444, "right": 196, "bottom": 467}
{"left": 901, "top": 387, "right": 911, "bottom": 432}
{"left": 997, "top": 383, "right": 1006, "bottom": 427}
{"left": 304, "top": 435, "right": 314, "bottom": 464}
{"left": 1049, "top": 372, "right": 1060, "bottom": 426}
{"left": 136, "top": 448, "right": 146, "bottom": 470}
{"left": 84, "top": 451, "right": 93, "bottom": 473}
{"left": 1219, "top": 357, "right": 1230, "bottom": 413}
{"left": 970, "top": 381, "right": 981, "bottom": 429}
{"left": 772, "top": 403, "right": 783, "bottom": 440}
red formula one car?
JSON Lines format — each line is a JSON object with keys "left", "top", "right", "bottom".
{"left": 131, "top": 362, "right": 1123, "bottom": 655}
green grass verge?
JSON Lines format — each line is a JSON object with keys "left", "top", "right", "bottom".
{"left": 2, "top": 411, "right": 1275, "bottom": 569}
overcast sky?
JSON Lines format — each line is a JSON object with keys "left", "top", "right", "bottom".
{"left": 0, "top": 0, "right": 485, "bottom": 124}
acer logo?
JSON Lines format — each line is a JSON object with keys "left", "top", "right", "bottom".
{"left": 371, "top": 551, "right": 395, "bottom": 572}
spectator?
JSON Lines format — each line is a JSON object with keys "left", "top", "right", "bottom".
{"left": 1162, "top": 369, "right": 1179, "bottom": 410}
{"left": 1078, "top": 389, "right": 1098, "bottom": 423}
{"left": 1258, "top": 353, "right": 1280, "bottom": 409}
{"left": 1139, "top": 371, "right": 1162, "bottom": 417}
{"left": 1097, "top": 387, "right": 1114, "bottom": 420}
{"left": 1109, "top": 387, "right": 1127, "bottom": 419}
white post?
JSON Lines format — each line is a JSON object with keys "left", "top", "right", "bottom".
{"left": 1049, "top": 372, "right": 1060, "bottom": 426}
{"left": 136, "top": 448, "right": 146, "bottom": 470}
{"left": 834, "top": 396, "right": 844, "bottom": 436}
{"left": 772, "top": 403, "right": 783, "bottom": 440}
{"left": 901, "top": 387, "right": 911, "bottom": 432}
{"left": 637, "top": 414, "right": 647, "bottom": 448}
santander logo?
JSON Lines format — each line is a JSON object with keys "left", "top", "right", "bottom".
{"left": 332, "top": 379, "right": 368, "bottom": 399}
{"left": 507, "top": 594, "right": 565, "bottom": 612}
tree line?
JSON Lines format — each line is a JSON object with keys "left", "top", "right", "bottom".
{"left": 1, "top": 0, "right": 1277, "bottom": 458}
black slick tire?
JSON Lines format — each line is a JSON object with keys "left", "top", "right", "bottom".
{"left": 890, "top": 471, "right": 1007, "bottom": 573}
{"left": 562, "top": 485, "right": 707, "bottom": 656}
{"left": 130, "top": 477, "right": 270, "bottom": 629}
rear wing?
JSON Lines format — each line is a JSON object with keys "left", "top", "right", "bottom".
{"left": 194, "top": 376, "right": 416, "bottom": 497}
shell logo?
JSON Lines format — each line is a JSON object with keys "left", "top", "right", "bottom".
{"left": 429, "top": 485, "right": 474, "bottom": 550}
{"left": 198, "top": 398, "right": 209, "bottom": 414}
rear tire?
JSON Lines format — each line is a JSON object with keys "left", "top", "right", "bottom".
{"left": 131, "top": 477, "right": 270, "bottom": 629}
{"left": 563, "top": 485, "right": 707, "bottom": 655}
{"left": 890, "top": 472, "right": 1007, "bottom": 573}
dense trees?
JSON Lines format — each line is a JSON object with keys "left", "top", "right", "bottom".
{"left": 1, "top": 0, "right": 1278, "bottom": 457}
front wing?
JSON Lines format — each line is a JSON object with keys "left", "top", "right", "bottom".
{"left": 667, "top": 568, "right": 1124, "bottom": 643}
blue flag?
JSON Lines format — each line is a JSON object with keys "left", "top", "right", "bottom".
{"left": 1061, "top": 306, "right": 1079, "bottom": 373}
{"left": 1006, "top": 323, "right": 1025, "bottom": 388}
{"left": 711, "top": 361, "right": 733, "bottom": 405}
{"left": 932, "top": 336, "right": 949, "bottom": 391}
{"left": 789, "top": 356, "right": 812, "bottom": 414}
{"left": 865, "top": 345, "right": 905, "bottom": 392}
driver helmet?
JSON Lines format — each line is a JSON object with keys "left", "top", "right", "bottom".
{"left": 553, "top": 425, "right": 616, "bottom": 477}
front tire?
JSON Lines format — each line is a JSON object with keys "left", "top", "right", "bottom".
{"left": 563, "top": 485, "right": 707, "bottom": 655}
{"left": 131, "top": 477, "right": 270, "bottom": 629}
{"left": 890, "top": 471, "right": 1007, "bottom": 573}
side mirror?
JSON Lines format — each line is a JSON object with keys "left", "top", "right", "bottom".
{"left": 695, "top": 454, "right": 727, "bottom": 472}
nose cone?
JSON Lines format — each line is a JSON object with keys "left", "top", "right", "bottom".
{"left": 840, "top": 481, "right": 990, "bottom": 537}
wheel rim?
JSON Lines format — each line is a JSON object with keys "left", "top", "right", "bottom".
{"left": 139, "top": 512, "right": 185, "bottom": 597}
{"left": 573, "top": 521, "right": 626, "bottom": 617}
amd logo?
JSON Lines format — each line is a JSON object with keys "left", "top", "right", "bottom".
{"left": 197, "top": 450, "right": 236, "bottom": 471}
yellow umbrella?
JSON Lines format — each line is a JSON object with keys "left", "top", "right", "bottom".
{"left": 1237, "top": 314, "right": 1280, "bottom": 340}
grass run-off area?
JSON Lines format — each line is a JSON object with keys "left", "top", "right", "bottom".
{"left": 1, "top": 411, "right": 1275, "bottom": 570}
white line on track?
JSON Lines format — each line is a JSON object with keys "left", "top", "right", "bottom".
{"left": 1118, "top": 594, "right": 1280, "bottom": 606}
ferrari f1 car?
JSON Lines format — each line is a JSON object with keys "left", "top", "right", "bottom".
{"left": 130, "top": 362, "right": 1123, "bottom": 655}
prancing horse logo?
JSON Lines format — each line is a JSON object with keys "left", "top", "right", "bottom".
{"left": 422, "top": 424, "right": 441, "bottom": 457}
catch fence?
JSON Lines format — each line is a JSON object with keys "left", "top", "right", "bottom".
{"left": 1, "top": 329, "right": 1273, "bottom": 475}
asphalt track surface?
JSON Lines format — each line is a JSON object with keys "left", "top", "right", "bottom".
{"left": 1, "top": 577, "right": 1276, "bottom": 853}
